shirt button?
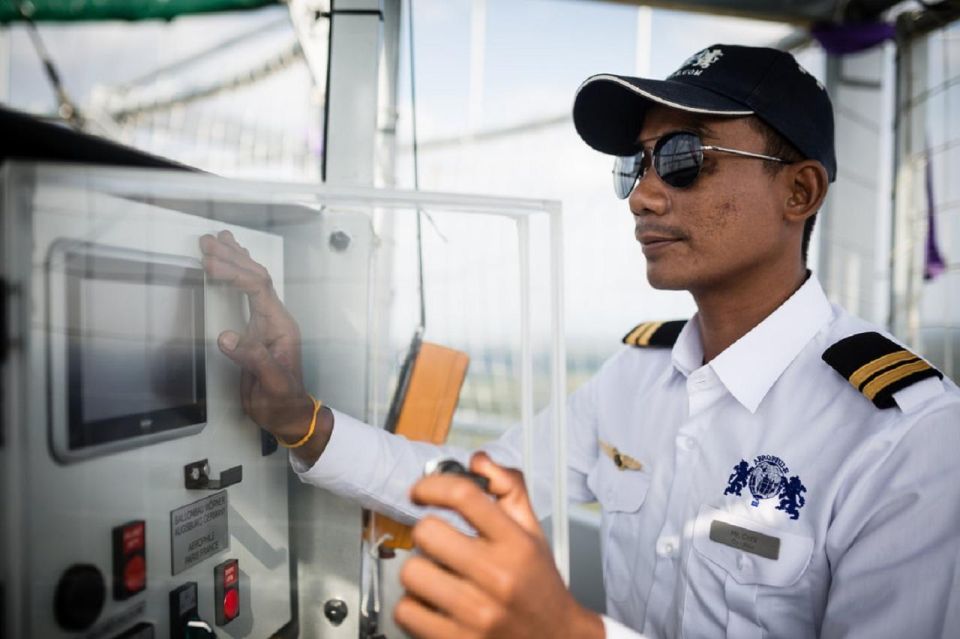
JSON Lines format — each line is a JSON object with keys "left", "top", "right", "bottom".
{"left": 737, "top": 553, "right": 747, "bottom": 570}
{"left": 656, "top": 536, "right": 680, "bottom": 558}
{"left": 676, "top": 435, "right": 695, "bottom": 451}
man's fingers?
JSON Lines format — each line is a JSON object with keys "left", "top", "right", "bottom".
{"left": 216, "top": 229, "right": 247, "bottom": 254}
{"left": 203, "top": 254, "right": 291, "bottom": 332}
{"left": 200, "top": 231, "right": 251, "bottom": 264}
{"left": 394, "top": 595, "right": 471, "bottom": 639}
{"left": 217, "top": 331, "right": 293, "bottom": 397}
{"left": 409, "top": 516, "right": 503, "bottom": 587}
{"left": 202, "top": 254, "right": 271, "bottom": 295}
{"left": 470, "top": 452, "right": 543, "bottom": 538}
{"left": 200, "top": 232, "right": 266, "bottom": 276}
{"left": 199, "top": 233, "right": 249, "bottom": 270}
{"left": 200, "top": 233, "right": 277, "bottom": 304}
{"left": 410, "top": 475, "right": 520, "bottom": 543}
{"left": 399, "top": 555, "right": 492, "bottom": 628}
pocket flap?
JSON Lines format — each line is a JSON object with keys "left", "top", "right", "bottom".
{"left": 693, "top": 504, "right": 813, "bottom": 587}
{"left": 588, "top": 454, "right": 652, "bottom": 512}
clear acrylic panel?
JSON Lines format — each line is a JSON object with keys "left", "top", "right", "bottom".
{"left": 1, "top": 161, "right": 565, "bottom": 639}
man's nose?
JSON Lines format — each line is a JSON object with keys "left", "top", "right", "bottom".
{"left": 628, "top": 168, "right": 669, "bottom": 217}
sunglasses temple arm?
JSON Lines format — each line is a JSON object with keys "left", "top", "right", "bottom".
{"left": 704, "top": 145, "right": 787, "bottom": 163}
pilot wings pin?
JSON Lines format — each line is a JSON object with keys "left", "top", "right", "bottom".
{"left": 599, "top": 440, "right": 643, "bottom": 471}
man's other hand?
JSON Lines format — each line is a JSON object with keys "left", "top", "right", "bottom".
{"left": 396, "top": 452, "right": 604, "bottom": 639}
{"left": 200, "top": 231, "right": 330, "bottom": 461}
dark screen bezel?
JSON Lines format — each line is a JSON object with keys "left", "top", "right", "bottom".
{"left": 64, "top": 251, "right": 207, "bottom": 450}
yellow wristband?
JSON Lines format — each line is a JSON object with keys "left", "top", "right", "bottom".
{"left": 279, "top": 396, "right": 323, "bottom": 449}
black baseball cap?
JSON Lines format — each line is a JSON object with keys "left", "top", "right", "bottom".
{"left": 572, "top": 44, "right": 836, "bottom": 181}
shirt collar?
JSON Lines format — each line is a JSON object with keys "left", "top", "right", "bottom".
{"left": 671, "top": 275, "right": 834, "bottom": 413}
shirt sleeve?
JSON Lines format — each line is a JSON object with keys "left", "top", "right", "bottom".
{"left": 292, "top": 369, "right": 604, "bottom": 523}
{"left": 602, "top": 615, "right": 650, "bottom": 638}
{"left": 482, "top": 366, "right": 602, "bottom": 515}
{"left": 820, "top": 400, "right": 960, "bottom": 637}
{"left": 291, "top": 408, "right": 472, "bottom": 525}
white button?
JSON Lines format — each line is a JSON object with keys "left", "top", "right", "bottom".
{"left": 656, "top": 536, "right": 680, "bottom": 558}
{"left": 676, "top": 435, "right": 695, "bottom": 451}
{"left": 737, "top": 553, "right": 747, "bottom": 570}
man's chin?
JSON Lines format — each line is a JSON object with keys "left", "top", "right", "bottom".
{"left": 645, "top": 265, "right": 690, "bottom": 291}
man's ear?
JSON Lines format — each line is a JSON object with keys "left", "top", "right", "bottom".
{"left": 783, "top": 160, "right": 829, "bottom": 224}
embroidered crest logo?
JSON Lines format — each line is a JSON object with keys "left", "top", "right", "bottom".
{"left": 687, "top": 47, "right": 724, "bottom": 69}
{"left": 724, "top": 455, "right": 807, "bottom": 520}
{"left": 671, "top": 48, "right": 724, "bottom": 79}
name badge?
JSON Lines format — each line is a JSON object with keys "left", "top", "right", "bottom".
{"left": 709, "top": 520, "right": 780, "bottom": 560}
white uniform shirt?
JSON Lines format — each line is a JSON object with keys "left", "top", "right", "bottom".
{"left": 294, "top": 276, "right": 960, "bottom": 638}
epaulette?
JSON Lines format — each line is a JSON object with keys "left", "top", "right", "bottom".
{"left": 622, "top": 320, "right": 687, "bottom": 348}
{"left": 822, "top": 332, "right": 943, "bottom": 409}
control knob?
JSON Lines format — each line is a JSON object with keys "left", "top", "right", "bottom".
{"left": 54, "top": 564, "right": 106, "bottom": 631}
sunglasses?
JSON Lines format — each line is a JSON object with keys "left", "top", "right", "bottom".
{"left": 612, "top": 130, "right": 789, "bottom": 199}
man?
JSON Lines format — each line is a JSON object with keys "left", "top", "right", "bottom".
{"left": 201, "top": 44, "right": 960, "bottom": 638}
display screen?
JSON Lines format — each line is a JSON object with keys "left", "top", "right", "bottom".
{"left": 65, "top": 250, "right": 206, "bottom": 450}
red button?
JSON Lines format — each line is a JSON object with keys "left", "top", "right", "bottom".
{"left": 123, "top": 523, "right": 145, "bottom": 553}
{"left": 123, "top": 555, "right": 146, "bottom": 594}
{"left": 223, "top": 588, "right": 239, "bottom": 620}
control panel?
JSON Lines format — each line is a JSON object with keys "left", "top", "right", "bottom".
{"left": 2, "top": 178, "right": 293, "bottom": 638}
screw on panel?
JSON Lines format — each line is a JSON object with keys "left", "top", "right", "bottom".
{"left": 329, "top": 231, "right": 351, "bottom": 252}
{"left": 324, "top": 599, "right": 348, "bottom": 626}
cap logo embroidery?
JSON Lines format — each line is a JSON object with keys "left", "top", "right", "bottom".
{"left": 724, "top": 455, "right": 807, "bottom": 520}
{"left": 671, "top": 48, "right": 723, "bottom": 78}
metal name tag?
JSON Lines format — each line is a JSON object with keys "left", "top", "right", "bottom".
{"left": 170, "top": 491, "right": 230, "bottom": 575}
{"left": 709, "top": 519, "right": 780, "bottom": 560}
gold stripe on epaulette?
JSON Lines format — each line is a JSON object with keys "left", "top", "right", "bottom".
{"left": 624, "top": 323, "right": 650, "bottom": 346}
{"left": 849, "top": 349, "right": 916, "bottom": 388}
{"left": 863, "top": 359, "right": 932, "bottom": 401}
{"left": 635, "top": 321, "right": 664, "bottom": 347}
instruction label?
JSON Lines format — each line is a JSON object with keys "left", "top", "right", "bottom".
{"left": 170, "top": 491, "right": 230, "bottom": 575}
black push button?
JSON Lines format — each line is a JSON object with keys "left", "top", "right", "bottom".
{"left": 261, "top": 428, "right": 278, "bottom": 456}
{"left": 54, "top": 564, "right": 106, "bottom": 631}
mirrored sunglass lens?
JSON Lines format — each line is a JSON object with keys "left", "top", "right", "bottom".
{"left": 613, "top": 154, "right": 643, "bottom": 199}
{"left": 654, "top": 133, "right": 702, "bottom": 188}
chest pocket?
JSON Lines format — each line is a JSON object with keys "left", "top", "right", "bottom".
{"left": 690, "top": 504, "right": 814, "bottom": 638}
{"left": 588, "top": 455, "right": 652, "bottom": 602}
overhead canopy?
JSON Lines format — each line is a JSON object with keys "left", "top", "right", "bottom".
{"left": 0, "top": 0, "right": 277, "bottom": 23}
{"left": 597, "top": 0, "right": 902, "bottom": 25}
{"left": 0, "top": 0, "right": 907, "bottom": 26}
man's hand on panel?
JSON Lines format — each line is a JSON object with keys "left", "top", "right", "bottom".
{"left": 200, "top": 230, "right": 330, "bottom": 463}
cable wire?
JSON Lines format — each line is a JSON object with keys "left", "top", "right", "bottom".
{"left": 16, "top": 1, "right": 84, "bottom": 128}
{"left": 408, "top": 0, "right": 427, "bottom": 332}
